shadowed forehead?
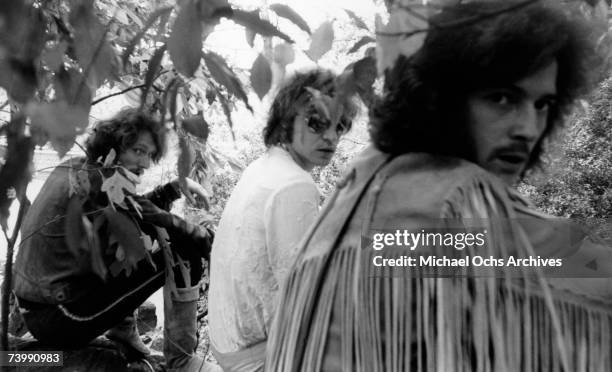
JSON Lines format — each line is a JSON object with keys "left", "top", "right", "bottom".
{"left": 514, "top": 61, "right": 558, "bottom": 97}
{"left": 133, "top": 131, "right": 157, "bottom": 152}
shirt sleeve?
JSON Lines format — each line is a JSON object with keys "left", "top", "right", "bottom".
{"left": 143, "top": 180, "right": 181, "bottom": 211}
{"left": 264, "top": 181, "right": 320, "bottom": 286}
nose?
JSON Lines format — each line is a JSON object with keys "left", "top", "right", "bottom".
{"left": 139, "top": 154, "right": 152, "bottom": 170}
{"left": 321, "top": 125, "right": 339, "bottom": 144}
{"left": 510, "top": 103, "right": 542, "bottom": 142}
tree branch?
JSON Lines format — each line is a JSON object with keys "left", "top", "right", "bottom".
{"left": 92, "top": 70, "right": 169, "bottom": 106}
{"left": 1, "top": 194, "right": 30, "bottom": 352}
{"left": 91, "top": 84, "right": 146, "bottom": 105}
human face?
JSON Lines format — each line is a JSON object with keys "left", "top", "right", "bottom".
{"left": 466, "top": 61, "right": 558, "bottom": 185}
{"left": 117, "top": 131, "right": 157, "bottom": 176}
{"left": 286, "top": 107, "right": 351, "bottom": 171}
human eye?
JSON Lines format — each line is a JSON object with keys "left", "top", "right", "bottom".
{"left": 534, "top": 97, "right": 557, "bottom": 112}
{"left": 485, "top": 91, "right": 515, "bottom": 106}
{"left": 132, "top": 147, "right": 148, "bottom": 157}
{"left": 307, "top": 116, "right": 328, "bottom": 133}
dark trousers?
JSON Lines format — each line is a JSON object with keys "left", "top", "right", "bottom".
{"left": 18, "top": 252, "right": 167, "bottom": 349}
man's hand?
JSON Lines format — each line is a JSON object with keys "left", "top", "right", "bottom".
{"left": 179, "top": 177, "right": 210, "bottom": 209}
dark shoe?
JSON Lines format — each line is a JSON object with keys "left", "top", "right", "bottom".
{"left": 106, "top": 312, "right": 151, "bottom": 355}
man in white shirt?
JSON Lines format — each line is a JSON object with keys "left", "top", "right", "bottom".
{"left": 208, "top": 69, "right": 357, "bottom": 371}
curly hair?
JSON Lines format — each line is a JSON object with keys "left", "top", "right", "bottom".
{"left": 370, "top": 0, "right": 609, "bottom": 171}
{"left": 85, "top": 108, "right": 167, "bottom": 163}
{"left": 263, "top": 69, "right": 359, "bottom": 147}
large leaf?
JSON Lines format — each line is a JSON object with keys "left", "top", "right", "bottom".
{"left": 168, "top": 82, "right": 180, "bottom": 128}
{"left": 250, "top": 54, "right": 272, "bottom": 100}
{"left": 101, "top": 169, "right": 137, "bottom": 207}
{"left": 168, "top": 0, "right": 203, "bottom": 77}
{"left": 178, "top": 136, "right": 196, "bottom": 205}
{"left": 142, "top": 44, "right": 166, "bottom": 107}
{"left": 348, "top": 36, "right": 375, "bottom": 54}
{"left": 0, "top": 60, "right": 37, "bottom": 104}
{"left": 121, "top": 7, "right": 173, "bottom": 68}
{"left": 245, "top": 28, "right": 256, "bottom": 47}
{"left": 376, "top": 9, "right": 427, "bottom": 75}
{"left": 230, "top": 9, "right": 293, "bottom": 43}
{"left": 104, "top": 208, "right": 146, "bottom": 277}
{"left": 203, "top": 51, "right": 252, "bottom": 111}
{"left": 215, "top": 87, "right": 235, "bottom": 137}
{"left": 197, "top": 0, "right": 232, "bottom": 20}
{"left": 353, "top": 56, "right": 377, "bottom": 106}
{"left": 55, "top": 67, "right": 92, "bottom": 110}
{"left": 0, "top": 0, "right": 38, "bottom": 58}
{"left": 26, "top": 102, "right": 90, "bottom": 157}
{"left": 182, "top": 113, "right": 209, "bottom": 141}
{"left": 0, "top": 4, "right": 45, "bottom": 102}
{"left": 273, "top": 43, "right": 295, "bottom": 67}
{"left": 69, "top": 1, "right": 117, "bottom": 89}
{"left": 344, "top": 9, "right": 369, "bottom": 31}
{"left": 353, "top": 56, "right": 377, "bottom": 90}
{"left": 269, "top": 4, "right": 311, "bottom": 34}
{"left": 160, "top": 77, "right": 178, "bottom": 127}
{"left": 306, "top": 21, "right": 334, "bottom": 62}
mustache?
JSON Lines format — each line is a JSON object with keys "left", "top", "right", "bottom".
{"left": 490, "top": 141, "right": 531, "bottom": 159}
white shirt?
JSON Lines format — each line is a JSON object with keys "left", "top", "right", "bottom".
{"left": 208, "top": 146, "right": 321, "bottom": 353}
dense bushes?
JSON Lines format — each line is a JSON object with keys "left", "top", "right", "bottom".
{"left": 520, "top": 77, "right": 612, "bottom": 241}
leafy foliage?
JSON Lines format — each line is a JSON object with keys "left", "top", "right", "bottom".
{"left": 344, "top": 9, "right": 370, "bottom": 31}
{"left": 168, "top": 0, "right": 203, "bottom": 77}
{"left": 306, "top": 21, "right": 335, "bottom": 62}
{"left": 522, "top": 77, "right": 612, "bottom": 226}
{"left": 273, "top": 42, "right": 296, "bottom": 68}
{"left": 250, "top": 54, "right": 273, "bottom": 100}
{"left": 269, "top": 4, "right": 312, "bottom": 35}
{"left": 0, "top": 0, "right": 381, "bottom": 349}
{"left": 203, "top": 52, "right": 253, "bottom": 111}
{"left": 348, "top": 36, "right": 376, "bottom": 54}
{"left": 230, "top": 9, "right": 293, "bottom": 44}
{"left": 182, "top": 113, "right": 210, "bottom": 141}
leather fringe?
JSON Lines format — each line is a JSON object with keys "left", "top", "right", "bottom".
{"left": 267, "top": 175, "right": 612, "bottom": 371}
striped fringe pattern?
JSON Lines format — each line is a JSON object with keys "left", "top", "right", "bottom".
{"left": 267, "top": 176, "right": 612, "bottom": 372}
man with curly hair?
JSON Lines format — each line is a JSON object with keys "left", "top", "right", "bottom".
{"left": 14, "top": 108, "right": 219, "bottom": 371}
{"left": 266, "top": 1, "right": 612, "bottom": 371}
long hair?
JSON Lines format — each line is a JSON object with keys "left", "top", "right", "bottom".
{"left": 370, "top": 0, "right": 608, "bottom": 171}
{"left": 85, "top": 108, "right": 167, "bottom": 163}
{"left": 263, "top": 69, "right": 358, "bottom": 147}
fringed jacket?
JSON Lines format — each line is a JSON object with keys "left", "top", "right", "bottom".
{"left": 266, "top": 146, "right": 612, "bottom": 372}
